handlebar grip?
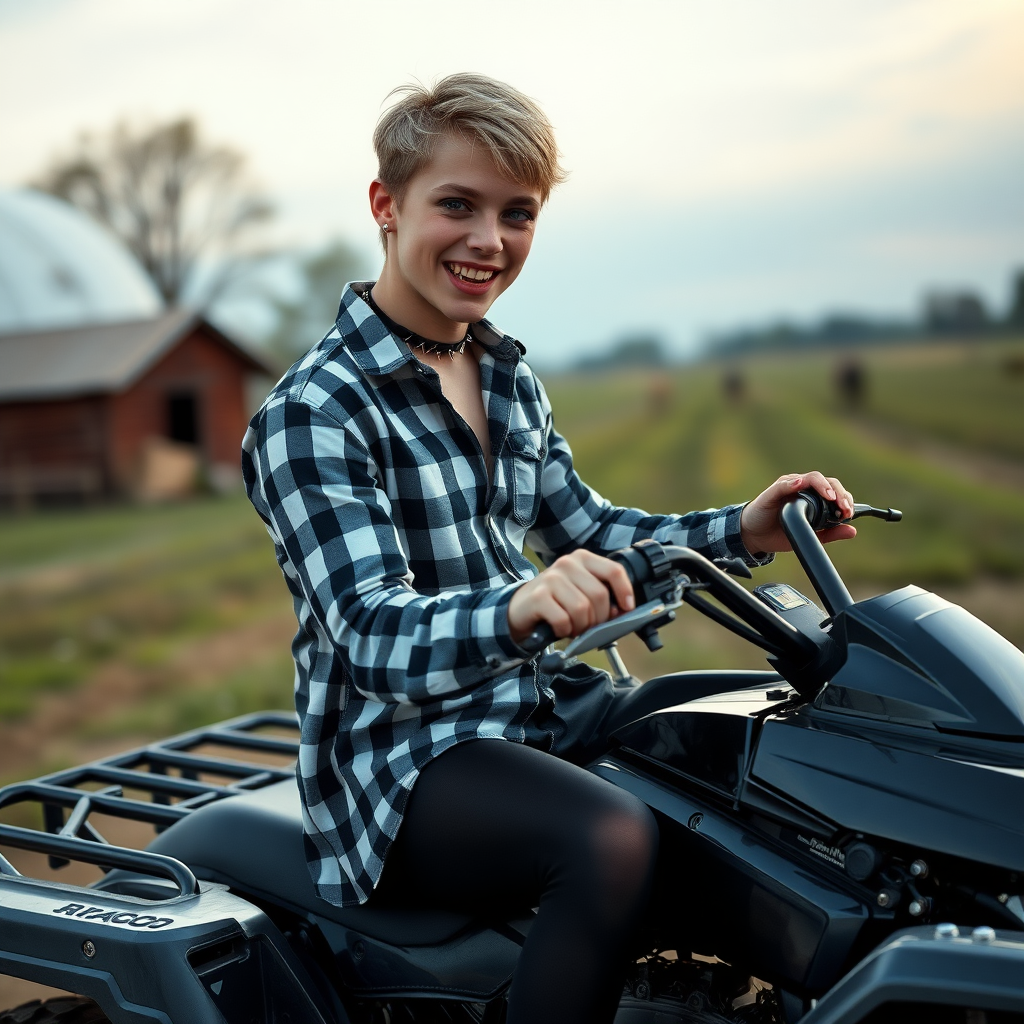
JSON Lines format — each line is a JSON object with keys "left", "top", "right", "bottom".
{"left": 520, "top": 622, "right": 556, "bottom": 655}
{"left": 795, "top": 489, "right": 845, "bottom": 530}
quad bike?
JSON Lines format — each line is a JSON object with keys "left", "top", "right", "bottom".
{"left": 1, "top": 490, "right": 1023, "bottom": 1023}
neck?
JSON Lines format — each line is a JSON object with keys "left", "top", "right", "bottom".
{"left": 371, "top": 264, "right": 469, "bottom": 343}
{"left": 362, "top": 288, "right": 474, "bottom": 358}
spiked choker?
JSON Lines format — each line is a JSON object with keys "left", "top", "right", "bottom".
{"left": 361, "top": 289, "right": 474, "bottom": 358}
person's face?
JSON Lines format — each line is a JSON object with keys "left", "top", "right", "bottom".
{"left": 370, "top": 133, "right": 542, "bottom": 338}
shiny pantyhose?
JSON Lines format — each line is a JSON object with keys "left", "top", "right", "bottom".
{"left": 374, "top": 739, "right": 659, "bottom": 1024}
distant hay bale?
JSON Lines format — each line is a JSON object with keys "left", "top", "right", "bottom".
{"left": 135, "top": 437, "right": 199, "bottom": 501}
{"left": 1002, "top": 354, "right": 1024, "bottom": 378}
{"left": 648, "top": 376, "right": 674, "bottom": 416}
{"left": 722, "top": 369, "right": 745, "bottom": 404}
{"left": 835, "top": 359, "right": 867, "bottom": 408}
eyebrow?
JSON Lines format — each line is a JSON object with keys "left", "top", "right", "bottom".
{"left": 430, "top": 183, "right": 540, "bottom": 207}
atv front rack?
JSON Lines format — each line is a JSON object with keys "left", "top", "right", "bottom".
{"left": 0, "top": 711, "right": 299, "bottom": 892}
{"left": 0, "top": 713, "right": 344, "bottom": 1023}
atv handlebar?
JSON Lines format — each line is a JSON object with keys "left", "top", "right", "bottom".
{"left": 520, "top": 490, "right": 902, "bottom": 689}
{"left": 660, "top": 544, "right": 818, "bottom": 659}
{"left": 781, "top": 493, "right": 855, "bottom": 617}
{"left": 519, "top": 539, "right": 819, "bottom": 666}
{"left": 519, "top": 540, "right": 821, "bottom": 673}
{"left": 782, "top": 490, "right": 902, "bottom": 617}
{"left": 520, "top": 622, "right": 557, "bottom": 655}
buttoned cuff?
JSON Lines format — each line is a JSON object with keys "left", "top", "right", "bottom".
{"left": 708, "top": 503, "right": 775, "bottom": 568}
{"left": 470, "top": 582, "right": 534, "bottom": 674}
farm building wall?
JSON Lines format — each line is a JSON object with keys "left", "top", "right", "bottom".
{"left": 0, "top": 321, "right": 261, "bottom": 506}
{"left": 0, "top": 396, "right": 109, "bottom": 504}
{"left": 105, "top": 324, "right": 252, "bottom": 493}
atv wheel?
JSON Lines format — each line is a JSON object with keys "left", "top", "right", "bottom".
{"left": 0, "top": 998, "right": 110, "bottom": 1023}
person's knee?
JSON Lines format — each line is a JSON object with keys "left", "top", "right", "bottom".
{"left": 559, "top": 792, "right": 658, "bottom": 925}
{"left": 593, "top": 795, "right": 658, "bottom": 882}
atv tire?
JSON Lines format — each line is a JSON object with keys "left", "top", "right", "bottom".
{"left": 0, "top": 998, "right": 109, "bottom": 1023}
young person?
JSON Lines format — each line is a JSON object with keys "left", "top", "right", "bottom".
{"left": 242, "top": 73, "right": 856, "bottom": 1024}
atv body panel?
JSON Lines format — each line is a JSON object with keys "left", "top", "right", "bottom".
{"left": 0, "top": 873, "right": 333, "bottom": 1024}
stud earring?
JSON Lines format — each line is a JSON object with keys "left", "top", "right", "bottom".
{"left": 382, "top": 223, "right": 389, "bottom": 232}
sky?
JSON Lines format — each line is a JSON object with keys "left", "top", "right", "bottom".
{"left": 2, "top": 0, "right": 1023, "bottom": 367}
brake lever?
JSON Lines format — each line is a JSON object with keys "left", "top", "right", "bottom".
{"left": 713, "top": 556, "right": 753, "bottom": 579}
{"left": 848, "top": 503, "right": 903, "bottom": 524}
{"left": 538, "top": 591, "right": 685, "bottom": 673}
{"left": 796, "top": 489, "right": 903, "bottom": 530}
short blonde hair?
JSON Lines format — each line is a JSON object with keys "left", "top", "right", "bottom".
{"left": 373, "top": 73, "right": 566, "bottom": 245}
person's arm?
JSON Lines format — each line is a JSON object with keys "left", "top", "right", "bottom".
{"left": 244, "top": 397, "right": 527, "bottom": 704}
{"left": 510, "top": 382, "right": 854, "bottom": 644}
{"left": 526, "top": 374, "right": 854, "bottom": 565}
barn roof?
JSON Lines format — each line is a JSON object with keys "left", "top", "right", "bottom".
{"left": 0, "top": 309, "right": 278, "bottom": 402}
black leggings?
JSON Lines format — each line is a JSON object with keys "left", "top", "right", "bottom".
{"left": 372, "top": 739, "right": 659, "bottom": 1024}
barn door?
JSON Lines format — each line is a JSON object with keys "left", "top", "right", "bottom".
{"left": 167, "top": 392, "right": 200, "bottom": 446}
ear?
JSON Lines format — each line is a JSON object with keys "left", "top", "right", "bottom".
{"left": 369, "top": 179, "right": 397, "bottom": 229}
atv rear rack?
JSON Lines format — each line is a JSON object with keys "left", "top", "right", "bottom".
{"left": 0, "top": 711, "right": 299, "bottom": 895}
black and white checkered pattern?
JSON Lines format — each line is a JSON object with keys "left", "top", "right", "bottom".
{"left": 242, "top": 283, "right": 764, "bottom": 907}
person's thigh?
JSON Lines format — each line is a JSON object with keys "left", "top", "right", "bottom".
{"left": 375, "top": 738, "right": 655, "bottom": 915}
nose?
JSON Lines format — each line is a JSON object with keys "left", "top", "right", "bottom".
{"left": 467, "top": 215, "right": 502, "bottom": 256}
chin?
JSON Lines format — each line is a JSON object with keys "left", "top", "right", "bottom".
{"left": 443, "top": 296, "right": 494, "bottom": 324}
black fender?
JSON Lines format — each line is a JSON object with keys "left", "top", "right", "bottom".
{"left": 604, "top": 669, "right": 783, "bottom": 734}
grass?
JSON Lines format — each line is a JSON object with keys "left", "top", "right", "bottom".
{"left": 847, "top": 338, "right": 1024, "bottom": 460}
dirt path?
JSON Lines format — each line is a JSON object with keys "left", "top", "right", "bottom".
{"left": 0, "top": 606, "right": 296, "bottom": 783}
{"left": 845, "top": 416, "right": 1024, "bottom": 492}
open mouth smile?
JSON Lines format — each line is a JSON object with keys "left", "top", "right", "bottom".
{"left": 446, "top": 262, "right": 497, "bottom": 286}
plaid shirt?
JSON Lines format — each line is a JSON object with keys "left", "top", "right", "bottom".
{"left": 242, "top": 282, "right": 763, "bottom": 908}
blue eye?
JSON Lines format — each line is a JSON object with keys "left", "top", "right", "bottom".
{"left": 441, "top": 198, "right": 468, "bottom": 212}
{"left": 506, "top": 209, "right": 534, "bottom": 223}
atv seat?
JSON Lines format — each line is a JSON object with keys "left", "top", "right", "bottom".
{"left": 144, "top": 778, "right": 479, "bottom": 947}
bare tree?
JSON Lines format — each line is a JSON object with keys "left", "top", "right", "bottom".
{"left": 265, "top": 240, "right": 366, "bottom": 363}
{"left": 32, "top": 117, "right": 273, "bottom": 306}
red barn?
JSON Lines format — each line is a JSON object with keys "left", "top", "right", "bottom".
{"left": 0, "top": 310, "right": 276, "bottom": 507}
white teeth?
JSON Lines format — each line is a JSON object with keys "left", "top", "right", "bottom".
{"left": 449, "top": 263, "right": 494, "bottom": 283}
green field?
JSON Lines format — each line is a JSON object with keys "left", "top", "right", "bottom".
{"left": 1, "top": 334, "right": 1023, "bottom": 780}
{"left": 551, "top": 337, "right": 1024, "bottom": 586}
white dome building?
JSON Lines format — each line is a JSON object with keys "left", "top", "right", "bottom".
{"left": 0, "top": 189, "right": 162, "bottom": 334}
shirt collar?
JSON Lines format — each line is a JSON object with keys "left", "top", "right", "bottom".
{"left": 335, "top": 282, "right": 525, "bottom": 377}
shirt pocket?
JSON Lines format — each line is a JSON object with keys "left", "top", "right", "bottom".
{"left": 507, "top": 426, "right": 547, "bottom": 528}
